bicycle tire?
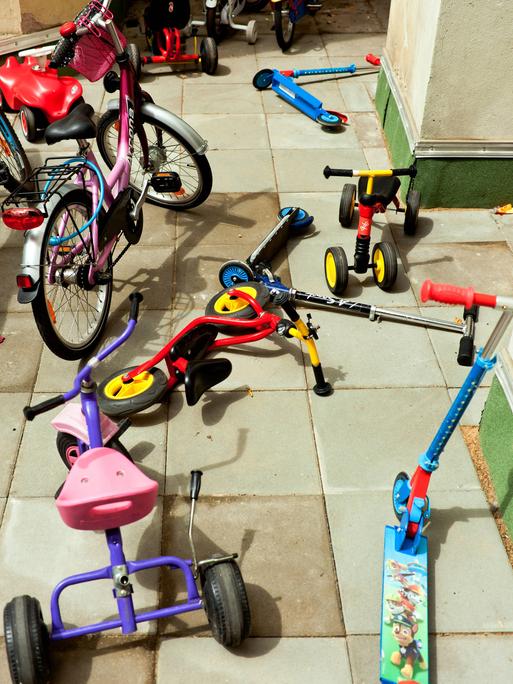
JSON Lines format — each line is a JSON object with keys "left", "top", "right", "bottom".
{"left": 96, "top": 109, "right": 212, "bottom": 210}
{"left": 274, "top": 1, "right": 295, "bottom": 51}
{"left": 32, "top": 188, "right": 112, "bottom": 360}
{"left": 0, "top": 109, "right": 33, "bottom": 192}
{"left": 244, "top": 0, "right": 269, "bottom": 10}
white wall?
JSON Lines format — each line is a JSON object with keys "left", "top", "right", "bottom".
{"left": 385, "top": 0, "right": 441, "bottom": 134}
{"left": 0, "top": 0, "right": 22, "bottom": 34}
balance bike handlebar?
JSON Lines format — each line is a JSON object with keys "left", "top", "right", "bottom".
{"left": 421, "top": 280, "right": 513, "bottom": 310}
{"left": 323, "top": 165, "right": 416, "bottom": 179}
{"left": 24, "top": 291, "right": 143, "bottom": 420}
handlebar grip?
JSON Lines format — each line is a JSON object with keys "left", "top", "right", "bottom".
{"left": 129, "top": 291, "right": 143, "bottom": 321}
{"left": 323, "top": 166, "right": 353, "bottom": 178}
{"left": 49, "top": 36, "right": 77, "bottom": 68}
{"left": 421, "top": 280, "right": 497, "bottom": 308}
{"left": 392, "top": 166, "right": 417, "bottom": 177}
{"left": 189, "top": 470, "right": 203, "bottom": 500}
{"left": 365, "top": 53, "right": 381, "bottom": 66}
{"left": 457, "top": 335, "right": 474, "bottom": 367}
{"left": 24, "top": 395, "right": 65, "bottom": 421}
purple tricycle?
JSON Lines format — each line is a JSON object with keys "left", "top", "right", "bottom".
{"left": 3, "top": 293, "right": 250, "bottom": 684}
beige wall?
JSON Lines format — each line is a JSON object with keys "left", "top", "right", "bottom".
{"left": 386, "top": 0, "right": 513, "bottom": 143}
{"left": 1, "top": 0, "right": 23, "bottom": 34}
{"left": 1, "top": 0, "right": 84, "bottom": 35}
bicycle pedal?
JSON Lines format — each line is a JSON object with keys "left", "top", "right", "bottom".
{"left": 150, "top": 172, "right": 183, "bottom": 193}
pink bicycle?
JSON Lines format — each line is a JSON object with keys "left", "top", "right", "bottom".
{"left": 2, "top": 0, "right": 212, "bottom": 360}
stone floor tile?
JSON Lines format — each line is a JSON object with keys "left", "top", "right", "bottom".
{"left": 184, "top": 114, "right": 269, "bottom": 150}
{"left": 208, "top": 150, "right": 275, "bottom": 193}
{"left": 256, "top": 54, "right": 332, "bottom": 72}
{"left": 0, "top": 313, "right": 43, "bottom": 392}
{"left": 161, "top": 495, "right": 343, "bottom": 637}
{"left": 0, "top": 497, "right": 163, "bottom": 636}
{"left": 316, "top": 7, "right": 383, "bottom": 34}
{"left": 303, "top": 308, "right": 444, "bottom": 390}
{"left": 210, "top": 52, "right": 260, "bottom": 84}
{"left": 0, "top": 498, "right": 6, "bottom": 522}
{"left": 156, "top": 637, "right": 352, "bottom": 683}
{"left": 348, "top": 632, "right": 513, "bottom": 684}
{"left": 363, "top": 145, "right": 392, "bottom": 169}
{"left": 136, "top": 72, "right": 183, "bottom": 114}
{"left": 273, "top": 148, "right": 367, "bottom": 193}
{"left": 326, "top": 489, "right": 513, "bottom": 634}
{"left": 398, "top": 241, "right": 513, "bottom": 305}
{"left": 111, "top": 245, "right": 175, "bottom": 312}
{"left": 183, "top": 82, "right": 264, "bottom": 115}
{"left": 338, "top": 81, "right": 374, "bottom": 112}
{"left": 391, "top": 209, "right": 504, "bottom": 245}
{"left": 351, "top": 111, "right": 386, "bottom": 147}
{"left": 166, "top": 390, "right": 320, "bottom": 495}
{"left": 35, "top": 309, "right": 172, "bottom": 393}
{"left": 322, "top": 32, "right": 386, "bottom": 57}
{"left": 255, "top": 32, "right": 327, "bottom": 59}
{"left": 137, "top": 203, "right": 177, "bottom": 247}
{"left": 311, "top": 387, "right": 481, "bottom": 494}
{"left": 494, "top": 213, "right": 513, "bottom": 248}
{"left": 266, "top": 113, "right": 360, "bottom": 149}
{"left": 422, "top": 305, "right": 499, "bottom": 389}
{"left": 0, "top": 393, "right": 29, "bottom": 497}
{"left": 175, "top": 191, "right": 280, "bottom": 245}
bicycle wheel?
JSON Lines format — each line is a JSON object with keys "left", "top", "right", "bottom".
{"left": 32, "top": 188, "right": 112, "bottom": 360}
{"left": 244, "top": 0, "right": 269, "bottom": 10}
{"left": 274, "top": 1, "right": 295, "bottom": 52}
{"left": 96, "top": 109, "right": 212, "bottom": 210}
{"left": 0, "top": 110, "right": 32, "bottom": 192}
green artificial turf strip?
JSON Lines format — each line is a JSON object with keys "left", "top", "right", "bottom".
{"left": 480, "top": 378, "right": 513, "bottom": 532}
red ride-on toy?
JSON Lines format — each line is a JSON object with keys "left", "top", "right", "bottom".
{"left": 0, "top": 46, "right": 83, "bottom": 142}
{"left": 323, "top": 165, "right": 420, "bottom": 294}
{"left": 142, "top": 0, "right": 218, "bottom": 75}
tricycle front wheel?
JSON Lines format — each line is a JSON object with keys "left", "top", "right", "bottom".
{"left": 4, "top": 595, "right": 50, "bottom": 684}
{"left": 201, "top": 560, "right": 251, "bottom": 647}
{"left": 324, "top": 245, "right": 349, "bottom": 295}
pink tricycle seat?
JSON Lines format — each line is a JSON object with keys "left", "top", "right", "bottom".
{"left": 56, "top": 447, "right": 158, "bottom": 531}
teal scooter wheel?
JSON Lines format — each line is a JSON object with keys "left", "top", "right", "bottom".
{"left": 218, "top": 260, "right": 254, "bottom": 288}
{"left": 253, "top": 68, "right": 274, "bottom": 90}
{"left": 278, "top": 207, "right": 314, "bottom": 231}
{"left": 316, "top": 111, "right": 345, "bottom": 128}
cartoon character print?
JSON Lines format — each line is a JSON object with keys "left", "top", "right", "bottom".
{"left": 390, "top": 613, "right": 427, "bottom": 680}
{"left": 384, "top": 592, "right": 414, "bottom": 624}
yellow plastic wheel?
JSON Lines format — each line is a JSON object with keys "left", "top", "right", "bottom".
{"left": 372, "top": 241, "right": 397, "bottom": 290}
{"left": 212, "top": 285, "right": 259, "bottom": 315}
{"left": 98, "top": 365, "right": 168, "bottom": 418}
{"left": 205, "top": 281, "right": 270, "bottom": 322}
{"left": 324, "top": 246, "right": 348, "bottom": 295}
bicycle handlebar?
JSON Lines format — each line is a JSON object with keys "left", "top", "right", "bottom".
{"left": 323, "top": 165, "right": 416, "bottom": 179}
{"left": 24, "top": 394, "right": 65, "bottom": 421}
{"left": 129, "top": 291, "right": 143, "bottom": 322}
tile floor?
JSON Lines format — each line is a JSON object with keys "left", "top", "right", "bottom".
{"left": 2, "top": 1, "right": 513, "bottom": 682}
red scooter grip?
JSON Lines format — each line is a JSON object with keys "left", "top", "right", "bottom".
{"left": 365, "top": 53, "right": 381, "bottom": 66}
{"left": 421, "top": 280, "right": 497, "bottom": 308}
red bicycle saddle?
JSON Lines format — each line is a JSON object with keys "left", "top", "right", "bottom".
{"left": 56, "top": 447, "right": 158, "bottom": 531}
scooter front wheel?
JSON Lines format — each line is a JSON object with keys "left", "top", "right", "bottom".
{"left": 392, "top": 471, "right": 410, "bottom": 520}
{"left": 98, "top": 366, "right": 168, "bottom": 418}
{"left": 278, "top": 206, "right": 314, "bottom": 231}
{"left": 219, "top": 260, "right": 254, "bottom": 288}
{"left": 253, "top": 68, "right": 274, "bottom": 90}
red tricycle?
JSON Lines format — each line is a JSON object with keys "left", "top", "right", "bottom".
{"left": 142, "top": 0, "right": 218, "bottom": 75}
{"left": 0, "top": 46, "right": 83, "bottom": 142}
{"left": 323, "top": 165, "right": 420, "bottom": 294}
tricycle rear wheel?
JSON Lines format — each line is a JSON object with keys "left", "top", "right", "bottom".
{"left": 98, "top": 366, "right": 169, "bottom": 419}
{"left": 372, "top": 241, "right": 397, "bottom": 291}
{"left": 339, "top": 184, "right": 356, "bottom": 227}
{"left": 4, "top": 595, "right": 50, "bottom": 684}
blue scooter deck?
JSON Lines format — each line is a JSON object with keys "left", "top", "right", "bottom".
{"left": 380, "top": 525, "right": 429, "bottom": 684}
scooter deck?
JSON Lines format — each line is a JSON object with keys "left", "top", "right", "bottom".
{"left": 380, "top": 525, "right": 429, "bottom": 684}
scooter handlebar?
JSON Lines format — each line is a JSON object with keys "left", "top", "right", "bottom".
{"left": 421, "top": 280, "right": 497, "bottom": 309}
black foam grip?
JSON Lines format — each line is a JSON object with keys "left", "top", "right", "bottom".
{"left": 323, "top": 166, "right": 353, "bottom": 178}
{"left": 49, "top": 37, "right": 76, "bottom": 68}
{"left": 392, "top": 166, "right": 416, "bottom": 177}
{"left": 24, "top": 395, "right": 65, "bottom": 421}
{"left": 129, "top": 291, "right": 143, "bottom": 321}
{"left": 190, "top": 470, "right": 203, "bottom": 500}
{"left": 457, "top": 337, "right": 474, "bottom": 367}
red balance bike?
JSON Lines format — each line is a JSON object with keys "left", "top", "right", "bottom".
{"left": 97, "top": 286, "right": 331, "bottom": 419}
{"left": 323, "top": 165, "right": 420, "bottom": 294}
